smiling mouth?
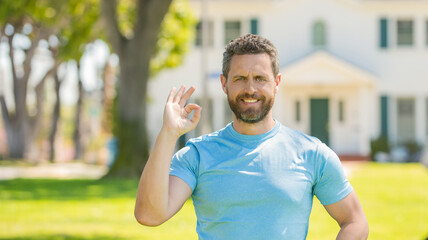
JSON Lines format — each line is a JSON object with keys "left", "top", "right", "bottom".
{"left": 242, "top": 99, "right": 259, "bottom": 103}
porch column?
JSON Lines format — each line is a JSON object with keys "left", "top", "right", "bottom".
{"left": 358, "top": 86, "right": 370, "bottom": 155}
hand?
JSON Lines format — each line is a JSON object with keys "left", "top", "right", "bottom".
{"left": 162, "top": 86, "right": 201, "bottom": 139}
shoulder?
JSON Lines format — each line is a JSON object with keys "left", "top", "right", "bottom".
{"left": 186, "top": 125, "right": 230, "bottom": 148}
{"left": 277, "top": 123, "right": 321, "bottom": 151}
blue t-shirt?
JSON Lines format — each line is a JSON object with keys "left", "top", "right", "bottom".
{"left": 170, "top": 121, "right": 353, "bottom": 240}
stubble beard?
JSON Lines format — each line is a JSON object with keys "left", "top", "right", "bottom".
{"left": 227, "top": 92, "right": 274, "bottom": 124}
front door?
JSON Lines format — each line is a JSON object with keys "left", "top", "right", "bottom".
{"left": 310, "top": 98, "right": 329, "bottom": 145}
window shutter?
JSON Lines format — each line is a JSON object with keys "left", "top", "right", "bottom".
{"left": 381, "top": 95, "right": 388, "bottom": 137}
{"left": 380, "top": 18, "right": 388, "bottom": 48}
{"left": 250, "top": 18, "right": 258, "bottom": 35}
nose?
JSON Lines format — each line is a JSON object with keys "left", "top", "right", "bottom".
{"left": 243, "top": 79, "right": 256, "bottom": 94}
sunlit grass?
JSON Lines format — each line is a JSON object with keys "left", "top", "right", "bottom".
{"left": 307, "top": 163, "right": 428, "bottom": 240}
{"left": 0, "top": 163, "right": 427, "bottom": 239}
{"left": 0, "top": 179, "right": 197, "bottom": 240}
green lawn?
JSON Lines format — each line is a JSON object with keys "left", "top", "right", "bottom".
{"left": 0, "top": 163, "right": 427, "bottom": 239}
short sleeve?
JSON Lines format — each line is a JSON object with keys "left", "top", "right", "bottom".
{"left": 313, "top": 143, "right": 353, "bottom": 205}
{"left": 169, "top": 143, "right": 199, "bottom": 191}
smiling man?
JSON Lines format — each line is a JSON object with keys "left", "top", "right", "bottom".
{"left": 134, "top": 34, "right": 369, "bottom": 240}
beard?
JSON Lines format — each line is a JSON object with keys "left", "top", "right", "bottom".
{"left": 227, "top": 92, "right": 274, "bottom": 124}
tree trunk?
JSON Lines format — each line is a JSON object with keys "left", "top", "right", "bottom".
{"left": 106, "top": 46, "right": 150, "bottom": 177}
{"left": 101, "top": 0, "right": 172, "bottom": 178}
{"left": 2, "top": 32, "right": 31, "bottom": 159}
{"left": 2, "top": 27, "right": 56, "bottom": 160}
{"left": 73, "top": 63, "right": 84, "bottom": 160}
{"left": 48, "top": 72, "right": 62, "bottom": 162}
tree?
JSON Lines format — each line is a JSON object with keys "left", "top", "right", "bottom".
{"left": 101, "top": 0, "right": 195, "bottom": 177}
{"left": 0, "top": 0, "right": 99, "bottom": 160}
{"left": 0, "top": 0, "right": 62, "bottom": 159}
{"left": 50, "top": 0, "right": 100, "bottom": 162}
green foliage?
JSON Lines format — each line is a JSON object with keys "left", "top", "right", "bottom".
{"left": 370, "top": 135, "right": 390, "bottom": 161}
{"left": 402, "top": 141, "right": 422, "bottom": 156}
{"left": 116, "top": 0, "right": 137, "bottom": 38}
{"left": 57, "top": 0, "right": 101, "bottom": 61}
{"left": 150, "top": 0, "right": 197, "bottom": 76}
{"left": 114, "top": 0, "right": 196, "bottom": 76}
{"left": 0, "top": 0, "right": 33, "bottom": 26}
{"left": 0, "top": 0, "right": 99, "bottom": 62}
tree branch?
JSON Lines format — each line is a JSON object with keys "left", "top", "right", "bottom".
{"left": 7, "top": 34, "right": 18, "bottom": 88}
{"left": 101, "top": 0, "right": 125, "bottom": 53}
{"left": 32, "top": 61, "right": 61, "bottom": 127}
{"left": 22, "top": 26, "right": 50, "bottom": 87}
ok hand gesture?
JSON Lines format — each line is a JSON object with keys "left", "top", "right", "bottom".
{"left": 163, "top": 86, "right": 201, "bottom": 139}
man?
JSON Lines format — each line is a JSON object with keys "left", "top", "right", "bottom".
{"left": 134, "top": 34, "right": 369, "bottom": 239}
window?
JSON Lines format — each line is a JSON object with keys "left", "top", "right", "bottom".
{"left": 398, "top": 98, "right": 414, "bottom": 116}
{"left": 250, "top": 18, "right": 258, "bottom": 35}
{"left": 195, "top": 20, "right": 214, "bottom": 47}
{"left": 397, "top": 19, "right": 414, "bottom": 46}
{"left": 295, "top": 101, "right": 301, "bottom": 122}
{"left": 312, "top": 21, "right": 327, "bottom": 47}
{"left": 224, "top": 20, "right": 241, "bottom": 45}
{"left": 379, "top": 18, "right": 388, "bottom": 48}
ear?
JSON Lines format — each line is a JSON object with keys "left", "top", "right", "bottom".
{"left": 220, "top": 74, "right": 228, "bottom": 94}
{"left": 274, "top": 73, "right": 282, "bottom": 94}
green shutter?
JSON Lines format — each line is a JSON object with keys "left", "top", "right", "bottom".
{"left": 426, "top": 20, "right": 428, "bottom": 46}
{"left": 380, "top": 18, "right": 388, "bottom": 48}
{"left": 250, "top": 18, "right": 258, "bottom": 35}
{"left": 381, "top": 95, "right": 388, "bottom": 137}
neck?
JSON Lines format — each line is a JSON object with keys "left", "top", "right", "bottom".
{"left": 232, "top": 114, "right": 276, "bottom": 135}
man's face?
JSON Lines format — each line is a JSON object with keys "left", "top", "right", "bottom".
{"left": 221, "top": 53, "right": 281, "bottom": 124}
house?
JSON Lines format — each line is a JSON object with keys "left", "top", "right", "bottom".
{"left": 148, "top": 0, "right": 428, "bottom": 158}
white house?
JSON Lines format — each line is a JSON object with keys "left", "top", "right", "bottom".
{"left": 148, "top": 0, "right": 428, "bottom": 158}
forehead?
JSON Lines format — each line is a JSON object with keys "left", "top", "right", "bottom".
{"left": 228, "top": 53, "right": 273, "bottom": 76}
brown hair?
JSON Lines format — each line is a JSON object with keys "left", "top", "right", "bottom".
{"left": 222, "top": 34, "right": 279, "bottom": 79}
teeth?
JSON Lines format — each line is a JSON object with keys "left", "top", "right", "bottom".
{"left": 243, "top": 99, "right": 258, "bottom": 103}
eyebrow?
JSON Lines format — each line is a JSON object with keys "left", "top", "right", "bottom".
{"left": 231, "top": 74, "right": 247, "bottom": 79}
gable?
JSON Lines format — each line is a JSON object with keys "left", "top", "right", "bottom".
{"left": 281, "top": 51, "right": 377, "bottom": 87}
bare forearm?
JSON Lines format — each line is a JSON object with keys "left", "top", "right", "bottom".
{"left": 336, "top": 221, "right": 369, "bottom": 240}
{"left": 134, "top": 86, "right": 200, "bottom": 226}
{"left": 134, "top": 127, "right": 178, "bottom": 225}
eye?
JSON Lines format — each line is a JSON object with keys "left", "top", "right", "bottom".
{"left": 234, "top": 76, "right": 245, "bottom": 81}
{"left": 256, "top": 77, "right": 265, "bottom": 82}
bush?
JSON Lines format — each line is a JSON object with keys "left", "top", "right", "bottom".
{"left": 370, "top": 135, "right": 390, "bottom": 161}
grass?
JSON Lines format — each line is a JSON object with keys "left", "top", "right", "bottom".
{"left": 0, "top": 163, "right": 427, "bottom": 239}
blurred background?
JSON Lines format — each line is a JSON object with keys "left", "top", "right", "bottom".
{"left": 0, "top": 0, "right": 427, "bottom": 239}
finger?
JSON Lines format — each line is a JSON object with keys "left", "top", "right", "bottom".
{"left": 173, "top": 85, "right": 186, "bottom": 103}
{"left": 190, "top": 106, "right": 202, "bottom": 125}
{"left": 179, "top": 86, "right": 196, "bottom": 107}
{"left": 184, "top": 103, "right": 201, "bottom": 115}
{"left": 166, "top": 87, "right": 176, "bottom": 103}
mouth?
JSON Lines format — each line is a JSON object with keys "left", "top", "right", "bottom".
{"left": 241, "top": 98, "right": 260, "bottom": 104}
